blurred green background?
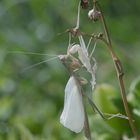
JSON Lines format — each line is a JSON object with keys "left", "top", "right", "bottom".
{"left": 0, "top": 0, "right": 140, "bottom": 139}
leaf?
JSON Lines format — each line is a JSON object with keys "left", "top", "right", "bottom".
{"left": 93, "top": 84, "right": 130, "bottom": 134}
{"left": 93, "top": 84, "right": 118, "bottom": 113}
{"left": 128, "top": 76, "right": 140, "bottom": 108}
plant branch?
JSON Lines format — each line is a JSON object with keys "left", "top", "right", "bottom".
{"left": 96, "top": 2, "right": 140, "bottom": 139}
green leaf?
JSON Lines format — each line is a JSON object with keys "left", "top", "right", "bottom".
{"left": 93, "top": 84, "right": 130, "bottom": 135}
{"left": 93, "top": 84, "right": 118, "bottom": 113}
{"left": 128, "top": 76, "right": 140, "bottom": 108}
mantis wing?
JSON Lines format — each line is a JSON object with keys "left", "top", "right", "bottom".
{"left": 60, "top": 76, "right": 85, "bottom": 133}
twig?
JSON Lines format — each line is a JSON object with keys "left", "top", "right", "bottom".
{"left": 96, "top": 2, "right": 140, "bottom": 139}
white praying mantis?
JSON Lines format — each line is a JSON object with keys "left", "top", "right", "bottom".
{"left": 58, "top": 34, "right": 97, "bottom": 135}
{"left": 58, "top": 34, "right": 129, "bottom": 139}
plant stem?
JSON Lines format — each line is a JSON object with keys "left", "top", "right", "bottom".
{"left": 96, "top": 2, "right": 140, "bottom": 140}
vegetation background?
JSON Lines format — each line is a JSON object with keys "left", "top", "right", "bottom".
{"left": 0, "top": 0, "right": 140, "bottom": 139}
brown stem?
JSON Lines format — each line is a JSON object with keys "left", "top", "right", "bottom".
{"left": 82, "top": 93, "right": 92, "bottom": 140}
{"left": 96, "top": 2, "right": 140, "bottom": 140}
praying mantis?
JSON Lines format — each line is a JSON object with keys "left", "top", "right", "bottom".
{"left": 58, "top": 33, "right": 128, "bottom": 140}
{"left": 58, "top": 34, "right": 97, "bottom": 138}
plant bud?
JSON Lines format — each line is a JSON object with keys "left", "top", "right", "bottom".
{"left": 81, "top": 0, "right": 88, "bottom": 9}
{"left": 88, "top": 8, "right": 101, "bottom": 21}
